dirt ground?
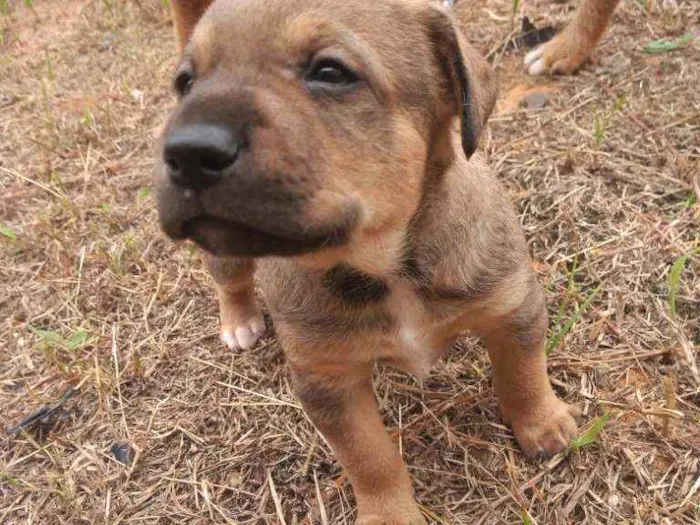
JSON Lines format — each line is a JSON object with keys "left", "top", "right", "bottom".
{"left": 1, "top": 0, "right": 698, "bottom": 523}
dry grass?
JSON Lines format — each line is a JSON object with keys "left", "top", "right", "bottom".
{"left": 1, "top": 0, "right": 699, "bottom": 523}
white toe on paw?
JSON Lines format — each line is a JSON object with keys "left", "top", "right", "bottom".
{"left": 524, "top": 47, "right": 544, "bottom": 67}
{"left": 249, "top": 317, "right": 265, "bottom": 338}
{"left": 235, "top": 325, "right": 256, "bottom": 349}
{"left": 221, "top": 316, "right": 265, "bottom": 350}
{"left": 221, "top": 329, "right": 238, "bottom": 350}
{"left": 527, "top": 58, "right": 548, "bottom": 76}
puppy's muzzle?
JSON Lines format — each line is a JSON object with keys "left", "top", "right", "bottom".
{"left": 155, "top": 108, "right": 359, "bottom": 258}
{"left": 164, "top": 123, "right": 240, "bottom": 190}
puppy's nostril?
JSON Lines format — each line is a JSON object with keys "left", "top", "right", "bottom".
{"left": 200, "top": 149, "right": 237, "bottom": 173}
{"left": 165, "top": 157, "right": 181, "bottom": 172}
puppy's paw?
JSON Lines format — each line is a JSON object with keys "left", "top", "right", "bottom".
{"left": 524, "top": 27, "right": 591, "bottom": 76}
{"left": 357, "top": 512, "right": 426, "bottom": 525}
{"left": 356, "top": 495, "right": 426, "bottom": 525}
{"left": 221, "top": 314, "right": 265, "bottom": 350}
{"left": 510, "top": 397, "right": 581, "bottom": 458}
{"left": 219, "top": 291, "right": 265, "bottom": 350}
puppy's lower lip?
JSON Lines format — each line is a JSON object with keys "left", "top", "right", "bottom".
{"left": 181, "top": 215, "right": 351, "bottom": 257}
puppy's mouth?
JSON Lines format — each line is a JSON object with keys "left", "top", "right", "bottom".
{"left": 154, "top": 159, "right": 360, "bottom": 257}
{"left": 179, "top": 214, "right": 353, "bottom": 257}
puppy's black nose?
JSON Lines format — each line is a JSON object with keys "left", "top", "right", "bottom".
{"left": 164, "top": 124, "right": 240, "bottom": 190}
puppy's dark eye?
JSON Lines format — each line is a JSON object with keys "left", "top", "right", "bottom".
{"left": 306, "top": 60, "right": 358, "bottom": 86}
{"left": 174, "top": 69, "right": 195, "bottom": 97}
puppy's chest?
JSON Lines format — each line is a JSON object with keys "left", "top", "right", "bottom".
{"left": 317, "top": 263, "right": 459, "bottom": 376}
{"left": 380, "top": 280, "right": 457, "bottom": 378}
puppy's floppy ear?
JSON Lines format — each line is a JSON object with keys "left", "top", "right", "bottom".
{"left": 170, "top": 0, "right": 213, "bottom": 51}
{"left": 426, "top": 4, "right": 497, "bottom": 158}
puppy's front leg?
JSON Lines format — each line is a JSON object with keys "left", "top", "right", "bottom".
{"left": 204, "top": 255, "right": 265, "bottom": 350}
{"left": 475, "top": 280, "right": 581, "bottom": 458}
{"left": 291, "top": 364, "right": 425, "bottom": 525}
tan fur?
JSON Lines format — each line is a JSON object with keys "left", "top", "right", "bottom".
{"left": 152, "top": 1, "right": 613, "bottom": 522}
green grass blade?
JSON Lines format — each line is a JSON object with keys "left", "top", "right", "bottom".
{"left": 0, "top": 224, "right": 16, "bottom": 239}
{"left": 667, "top": 254, "right": 688, "bottom": 317}
{"left": 28, "top": 325, "right": 67, "bottom": 348}
{"left": 643, "top": 33, "right": 694, "bottom": 54}
{"left": 66, "top": 329, "right": 87, "bottom": 350}
{"left": 28, "top": 325, "right": 87, "bottom": 351}
{"left": 137, "top": 187, "right": 152, "bottom": 200}
{"left": 547, "top": 284, "right": 601, "bottom": 355}
{"left": 559, "top": 258, "right": 579, "bottom": 317}
{"left": 45, "top": 49, "right": 54, "bottom": 81}
{"left": 593, "top": 112, "right": 606, "bottom": 147}
{"left": 571, "top": 412, "right": 612, "bottom": 451}
{"left": 0, "top": 472, "right": 22, "bottom": 487}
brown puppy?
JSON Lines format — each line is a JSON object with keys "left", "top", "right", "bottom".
{"left": 154, "top": 0, "right": 582, "bottom": 522}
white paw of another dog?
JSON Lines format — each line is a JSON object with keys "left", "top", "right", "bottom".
{"left": 524, "top": 45, "right": 551, "bottom": 76}
{"left": 221, "top": 314, "right": 266, "bottom": 350}
{"left": 524, "top": 29, "right": 591, "bottom": 76}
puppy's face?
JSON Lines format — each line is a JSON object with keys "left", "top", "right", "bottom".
{"left": 154, "top": 0, "right": 494, "bottom": 259}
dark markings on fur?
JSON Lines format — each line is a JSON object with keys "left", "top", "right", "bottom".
{"left": 452, "top": 52, "right": 479, "bottom": 159}
{"left": 296, "top": 310, "right": 394, "bottom": 334}
{"left": 204, "top": 254, "right": 253, "bottom": 285}
{"left": 322, "top": 263, "right": 390, "bottom": 306}
{"left": 399, "top": 244, "right": 429, "bottom": 283}
{"left": 291, "top": 371, "right": 348, "bottom": 426}
{"left": 504, "top": 283, "right": 548, "bottom": 351}
{"left": 427, "top": 7, "right": 479, "bottom": 159}
{"left": 418, "top": 276, "right": 497, "bottom": 304}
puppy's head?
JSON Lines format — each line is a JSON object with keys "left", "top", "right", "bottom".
{"left": 154, "top": 0, "right": 496, "bottom": 259}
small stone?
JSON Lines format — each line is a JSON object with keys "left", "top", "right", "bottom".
{"left": 228, "top": 471, "right": 243, "bottom": 487}
{"left": 111, "top": 443, "right": 134, "bottom": 465}
{"left": 0, "top": 93, "right": 18, "bottom": 108}
{"left": 101, "top": 33, "right": 116, "bottom": 51}
{"left": 130, "top": 89, "right": 144, "bottom": 104}
{"left": 521, "top": 91, "right": 549, "bottom": 110}
{"left": 561, "top": 152, "right": 575, "bottom": 174}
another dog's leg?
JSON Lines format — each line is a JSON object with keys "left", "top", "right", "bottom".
{"left": 474, "top": 280, "right": 581, "bottom": 457}
{"left": 525, "top": 0, "right": 620, "bottom": 75}
{"left": 291, "top": 364, "right": 426, "bottom": 525}
{"left": 204, "top": 255, "right": 265, "bottom": 350}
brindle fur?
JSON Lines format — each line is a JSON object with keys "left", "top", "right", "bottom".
{"left": 154, "top": 0, "right": 617, "bottom": 522}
